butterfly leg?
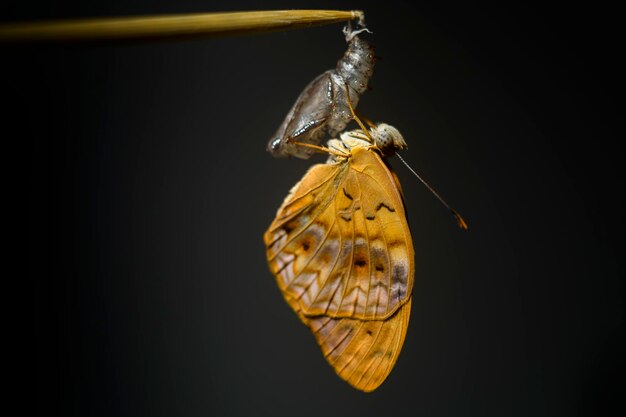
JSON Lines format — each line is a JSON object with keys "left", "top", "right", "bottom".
{"left": 291, "top": 141, "right": 350, "bottom": 158}
{"left": 343, "top": 82, "right": 374, "bottom": 143}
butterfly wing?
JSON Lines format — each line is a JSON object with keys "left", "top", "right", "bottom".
{"left": 264, "top": 146, "right": 414, "bottom": 391}
{"left": 303, "top": 298, "right": 412, "bottom": 392}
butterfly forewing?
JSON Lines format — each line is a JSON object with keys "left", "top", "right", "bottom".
{"left": 265, "top": 145, "right": 414, "bottom": 391}
{"left": 266, "top": 149, "right": 413, "bottom": 319}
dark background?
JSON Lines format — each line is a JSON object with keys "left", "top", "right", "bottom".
{"left": 6, "top": 1, "right": 623, "bottom": 416}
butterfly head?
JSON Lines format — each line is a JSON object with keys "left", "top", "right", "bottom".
{"left": 370, "top": 124, "right": 407, "bottom": 156}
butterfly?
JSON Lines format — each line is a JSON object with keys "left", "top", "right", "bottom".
{"left": 264, "top": 117, "right": 415, "bottom": 392}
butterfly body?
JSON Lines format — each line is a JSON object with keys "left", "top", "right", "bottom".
{"left": 265, "top": 125, "right": 414, "bottom": 391}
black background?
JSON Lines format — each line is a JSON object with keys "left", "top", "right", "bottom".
{"left": 6, "top": 1, "right": 623, "bottom": 416}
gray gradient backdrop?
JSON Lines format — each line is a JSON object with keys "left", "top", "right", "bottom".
{"left": 8, "top": 1, "right": 623, "bottom": 416}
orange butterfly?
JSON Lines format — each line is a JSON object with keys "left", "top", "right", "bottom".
{"left": 264, "top": 118, "right": 416, "bottom": 392}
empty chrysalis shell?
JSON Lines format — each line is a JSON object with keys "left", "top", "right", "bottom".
{"left": 268, "top": 27, "right": 376, "bottom": 159}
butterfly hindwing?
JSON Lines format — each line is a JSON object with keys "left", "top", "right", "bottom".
{"left": 303, "top": 298, "right": 412, "bottom": 392}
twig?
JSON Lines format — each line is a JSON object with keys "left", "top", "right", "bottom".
{"left": 0, "top": 10, "right": 364, "bottom": 43}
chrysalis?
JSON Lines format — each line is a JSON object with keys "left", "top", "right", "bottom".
{"left": 267, "top": 26, "right": 376, "bottom": 159}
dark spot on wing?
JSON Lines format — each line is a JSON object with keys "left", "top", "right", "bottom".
{"left": 390, "top": 275, "right": 407, "bottom": 304}
{"left": 283, "top": 222, "right": 296, "bottom": 234}
{"left": 391, "top": 263, "right": 408, "bottom": 286}
{"left": 342, "top": 188, "right": 354, "bottom": 200}
{"left": 376, "top": 202, "right": 395, "bottom": 212}
{"left": 396, "top": 286, "right": 405, "bottom": 300}
{"left": 355, "top": 258, "right": 367, "bottom": 268}
{"left": 370, "top": 247, "right": 387, "bottom": 273}
{"left": 388, "top": 240, "right": 405, "bottom": 250}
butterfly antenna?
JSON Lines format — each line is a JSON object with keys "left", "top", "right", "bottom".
{"left": 395, "top": 152, "right": 468, "bottom": 230}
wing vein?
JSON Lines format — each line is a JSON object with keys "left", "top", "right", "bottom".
{"left": 324, "top": 200, "right": 346, "bottom": 316}
{"left": 322, "top": 322, "right": 354, "bottom": 358}
{"left": 355, "top": 172, "right": 374, "bottom": 319}
{"left": 362, "top": 315, "right": 400, "bottom": 390}
{"left": 307, "top": 216, "right": 343, "bottom": 311}
{"left": 376, "top": 203, "right": 392, "bottom": 314}
{"left": 350, "top": 320, "right": 385, "bottom": 385}
{"left": 338, "top": 171, "right": 356, "bottom": 314}
{"left": 289, "top": 214, "right": 336, "bottom": 301}
{"left": 335, "top": 320, "right": 366, "bottom": 373}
